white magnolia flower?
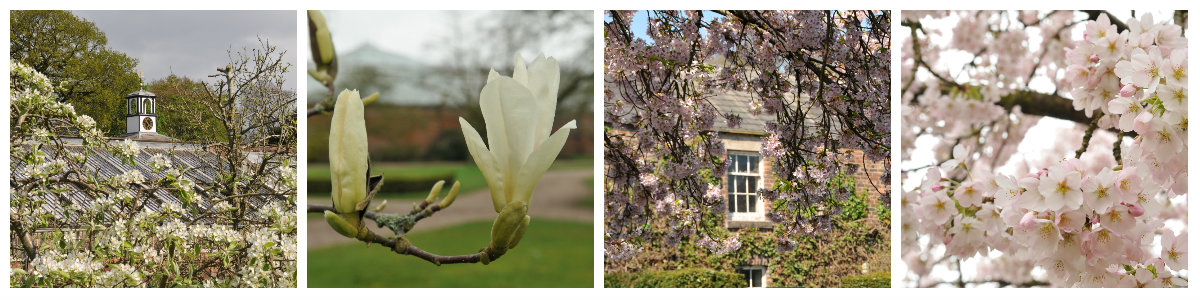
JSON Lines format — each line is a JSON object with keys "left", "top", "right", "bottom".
{"left": 326, "top": 89, "right": 370, "bottom": 238}
{"left": 460, "top": 54, "right": 576, "bottom": 253}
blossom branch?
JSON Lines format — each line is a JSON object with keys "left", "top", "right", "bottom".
{"left": 1074, "top": 116, "right": 1100, "bottom": 159}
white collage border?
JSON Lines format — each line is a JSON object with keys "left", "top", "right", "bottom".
{"left": 0, "top": 1, "right": 1195, "bottom": 298}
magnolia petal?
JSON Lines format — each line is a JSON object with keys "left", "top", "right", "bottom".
{"left": 526, "top": 54, "right": 560, "bottom": 144}
{"left": 329, "top": 89, "right": 368, "bottom": 215}
{"left": 459, "top": 117, "right": 506, "bottom": 213}
{"left": 482, "top": 77, "right": 540, "bottom": 203}
{"left": 487, "top": 69, "right": 500, "bottom": 83}
{"left": 479, "top": 77, "right": 513, "bottom": 185}
{"left": 512, "top": 53, "right": 529, "bottom": 87}
{"left": 513, "top": 120, "right": 576, "bottom": 205}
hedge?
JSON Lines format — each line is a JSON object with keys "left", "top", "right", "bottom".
{"left": 839, "top": 272, "right": 890, "bottom": 288}
{"left": 605, "top": 268, "right": 746, "bottom": 288}
{"left": 307, "top": 172, "right": 454, "bottom": 194}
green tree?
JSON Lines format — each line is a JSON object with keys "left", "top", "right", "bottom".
{"left": 10, "top": 10, "right": 141, "bottom": 136}
{"left": 145, "top": 75, "right": 227, "bottom": 142}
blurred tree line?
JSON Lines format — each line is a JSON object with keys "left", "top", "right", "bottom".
{"left": 307, "top": 11, "right": 593, "bottom": 163}
{"left": 11, "top": 10, "right": 293, "bottom": 145}
{"left": 11, "top": 10, "right": 140, "bottom": 136}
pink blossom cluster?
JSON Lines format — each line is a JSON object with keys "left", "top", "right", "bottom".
{"left": 604, "top": 10, "right": 731, "bottom": 261}
{"left": 902, "top": 11, "right": 1187, "bottom": 288}
{"left": 905, "top": 156, "right": 1187, "bottom": 287}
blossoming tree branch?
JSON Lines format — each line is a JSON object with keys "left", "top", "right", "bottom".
{"left": 305, "top": 11, "right": 574, "bottom": 265}
{"left": 9, "top": 41, "right": 297, "bottom": 287}
{"left": 900, "top": 11, "right": 1186, "bottom": 288}
{"left": 604, "top": 10, "right": 890, "bottom": 259}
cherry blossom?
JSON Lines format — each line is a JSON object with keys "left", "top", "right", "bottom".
{"left": 902, "top": 10, "right": 1186, "bottom": 288}
{"left": 605, "top": 10, "right": 890, "bottom": 262}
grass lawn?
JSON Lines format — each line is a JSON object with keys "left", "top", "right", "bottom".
{"left": 307, "top": 157, "right": 593, "bottom": 200}
{"left": 307, "top": 219, "right": 594, "bottom": 288}
{"left": 574, "top": 177, "right": 593, "bottom": 209}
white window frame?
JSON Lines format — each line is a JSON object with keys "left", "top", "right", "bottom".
{"left": 737, "top": 266, "right": 766, "bottom": 288}
{"left": 726, "top": 152, "right": 764, "bottom": 221}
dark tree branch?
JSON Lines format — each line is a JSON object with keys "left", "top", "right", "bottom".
{"left": 920, "top": 279, "right": 1051, "bottom": 288}
{"left": 1075, "top": 116, "right": 1099, "bottom": 158}
{"left": 995, "top": 90, "right": 1089, "bottom": 124}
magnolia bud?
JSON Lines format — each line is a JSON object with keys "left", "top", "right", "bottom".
{"left": 362, "top": 92, "right": 380, "bottom": 106}
{"left": 324, "top": 211, "right": 358, "bottom": 238}
{"left": 307, "top": 10, "right": 338, "bottom": 78}
{"left": 507, "top": 216, "right": 531, "bottom": 249}
{"left": 425, "top": 180, "right": 446, "bottom": 205}
{"left": 328, "top": 89, "right": 368, "bottom": 234}
{"left": 489, "top": 201, "right": 529, "bottom": 251}
{"left": 439, "top": 181, "right": 462, "bottom": 208}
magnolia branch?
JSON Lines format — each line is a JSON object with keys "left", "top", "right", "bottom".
{"left": 306, "top": 204, "right": 492, "bottom": 265}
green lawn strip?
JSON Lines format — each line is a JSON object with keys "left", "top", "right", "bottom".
{"left": 548, "top": 156, "right": 594, "bottom": 171}
{"left": 307, "top": 162, "right": 485, "bottom": 200}
{"left": 307, "top": 219, "right": 594, "bottom": 288}
{"left": 307, "top": 157, "right": 593, "bottom": 199}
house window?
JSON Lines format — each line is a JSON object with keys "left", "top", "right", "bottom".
{"left": 738, "top": 266, "right": 765, "bottom": 288}
{"left": 727, "top": 152, "right": 761, "bottom": 219}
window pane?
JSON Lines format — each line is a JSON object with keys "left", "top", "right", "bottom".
{"left": 727, "top": 156, "right": 734, "bottom": 173}
{"left": 738, "top": 155, "right": 747, "bottom": 172}
{"left": 748, "top": 177, "right": 757, "bottom": 193}
{"left": 748, "top": 195, "right": 757, "bottom": 212}
{"left": 737, "top": 195, "right": 746, "bottom": 213}
{"left": 751, "top": 270, "right": 762, "bottom": 287}
{"left": 750, "top": 156, "right": 759, "bottom": 172}
{"left": 735, "top": 176, "right": 743, "bottom": 194}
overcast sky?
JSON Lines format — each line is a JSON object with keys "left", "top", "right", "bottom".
{"left": 73, "top": 10, "right": 297, "bottom": 90}
{"left": 321, "top": 10, "right": 590, "bottom": 65}
{"left": 322, "top": 10, "right": 481, "bottom": 59}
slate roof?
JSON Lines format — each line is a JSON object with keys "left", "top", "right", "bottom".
{"left": 119, "top": 132, "right": 177, "bottom": 142}
{"left": 12, "top": 141, "right": 293, "bottom": 228}
{"left": 707, "top": 91, "right": 774, "bottom": 135}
